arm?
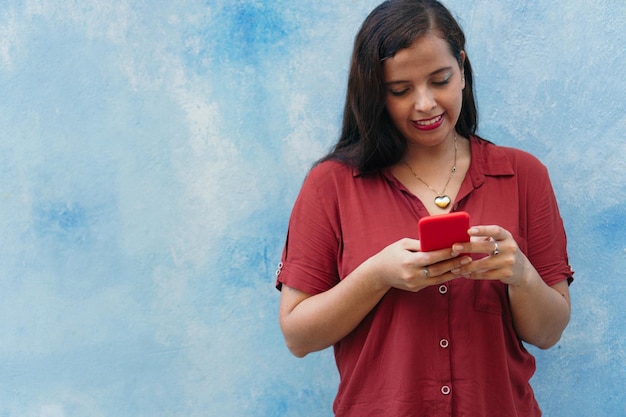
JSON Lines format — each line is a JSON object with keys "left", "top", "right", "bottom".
{"left": 507, "top": 257, "right": 570, "bottom": 349}
{"left": 280, "top": 238, "right": 471, "bottom": 357}
{"left": 279, "top": 255, "right": 389, "bottom": 358}
{"left": 451, "top": 226, "right": 571, "bottom": 349}
{"left": 503, "top": 152, "right": 572, "bottom": 347}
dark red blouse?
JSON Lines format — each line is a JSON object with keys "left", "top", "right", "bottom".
{"left": 277, "top": 136, "right": 573, "bottom": 417}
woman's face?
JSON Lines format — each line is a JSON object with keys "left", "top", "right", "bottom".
{"left": 383, "top": 34, "right": 465, "bottom": 148}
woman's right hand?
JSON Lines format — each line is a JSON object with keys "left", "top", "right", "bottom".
{"left": 369, "top": 237, "right": 472, "bottom": 293}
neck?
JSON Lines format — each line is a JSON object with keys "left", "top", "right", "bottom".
{"left": 401, "top": 134, "right": 461, "bottom": 210}
{"left": 403, "top": 133, "right": 458, "bottom": 167}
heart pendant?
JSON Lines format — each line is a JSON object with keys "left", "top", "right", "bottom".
{"left": 434, "top": 195, "right": 451, "bottom": 208}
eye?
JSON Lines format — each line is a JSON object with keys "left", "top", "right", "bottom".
{"left": 389, "top": 88, "right": 409, "bottom": 97}
{"left": 432, "top": 74, "right": 452, "bottom": 86}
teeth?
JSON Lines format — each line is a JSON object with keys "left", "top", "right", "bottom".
{"left": 417, "top": 115, "right": 441, "bottom": 126}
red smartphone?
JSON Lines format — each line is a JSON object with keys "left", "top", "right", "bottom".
{"left": 418, "top": 211, "right": 470, "bottom": 252}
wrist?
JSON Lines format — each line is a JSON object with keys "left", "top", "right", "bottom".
{"left": 360, "top": 254, "right": 392, "bottom": 294}
{"left": 508, "top": 259, "right": 539, "bottom": 289}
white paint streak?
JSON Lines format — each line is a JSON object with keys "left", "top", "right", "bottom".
{"left": 0, "top": 10, "right": 17, "bottom": 71}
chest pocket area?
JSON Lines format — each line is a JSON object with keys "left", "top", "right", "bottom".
{"left": 473, "top": 279, "right": 506, "bottom": 315}
{"left": 473, "top": 231, "right": 525, "bottom": 315}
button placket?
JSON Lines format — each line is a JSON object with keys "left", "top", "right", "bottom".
{"left": 433, "top": 276, "right": 453, "bottom": 403}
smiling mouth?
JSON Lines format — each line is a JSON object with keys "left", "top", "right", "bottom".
{"left": 416, "top": 114, "right": 443, "bottom": 126}
{"left": 413, "top": 114, "right": 444, "bottom": 130}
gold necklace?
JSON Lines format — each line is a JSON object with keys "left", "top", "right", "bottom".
{"left": 403, "top": 134, "right": 458, "bottom": 209}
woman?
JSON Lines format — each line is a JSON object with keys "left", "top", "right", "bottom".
{"left": 276, "top": 1, "right": 573, "bottom": 415}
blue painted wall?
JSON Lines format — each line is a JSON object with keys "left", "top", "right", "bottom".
{"left": 0, "top": 1, "right": 624, "bottom": 416}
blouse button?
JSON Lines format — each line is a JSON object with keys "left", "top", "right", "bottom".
{"left": 275, "top": 262, "right": 284, "bottom": 276}
{"left": 439, "top": 285, "right": 448, "bottom": 294}
{"left": 439, "top": 339, "right": 449, "bottom": 349}
{"left": 441, "top": 385, "right": 451, "bottom": 395}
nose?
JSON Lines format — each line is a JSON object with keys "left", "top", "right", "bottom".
{"left": 413, "top": 89, "right": 437, "bottom": 112}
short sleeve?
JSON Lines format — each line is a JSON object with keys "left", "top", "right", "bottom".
{"left": 521, "top": 156, "right": 574, "bottom": 286}
{"left": 275, "top": 163, "right": 342, "bottom": 295}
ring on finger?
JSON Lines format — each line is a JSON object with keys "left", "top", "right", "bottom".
{"left": 490, "top": 237, "right": 499, "bottom": 256}
{"left": 423, "top": 266, "right": 430, "bottom": 278}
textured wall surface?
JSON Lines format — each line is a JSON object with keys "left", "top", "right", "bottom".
{"left": 0, "top": 1, "right": 624, "bottom": 416}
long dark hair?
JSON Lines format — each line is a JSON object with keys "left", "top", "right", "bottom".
{"left": 320, "top": 0, "right": 479, "bottom": 173}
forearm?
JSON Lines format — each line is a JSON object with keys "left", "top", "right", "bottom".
{"left": 280, "top": 257, "right": 390, "bottom": 357}
{"left": 508, "top": 262, "right": 571, "bottom": 349}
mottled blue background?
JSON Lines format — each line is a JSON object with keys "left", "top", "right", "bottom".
{"left": 0, "top": 1, "right": 624, "bottom": 416}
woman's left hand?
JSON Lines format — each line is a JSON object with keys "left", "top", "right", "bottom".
{"left": 450, "top": 225, "right": 528, "bottom": 286}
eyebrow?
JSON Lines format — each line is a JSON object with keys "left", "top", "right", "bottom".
{"left": 385, "top": 66, "right": 453, "bottom": 85}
